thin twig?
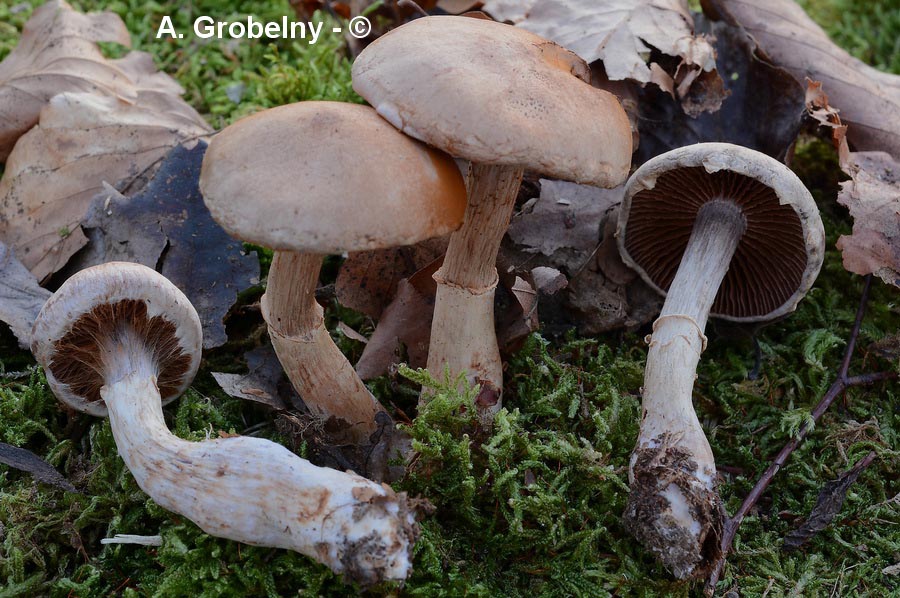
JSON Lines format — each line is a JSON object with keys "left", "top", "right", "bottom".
{"left": 705, "top": 275, "right": 896, "bottom": 595}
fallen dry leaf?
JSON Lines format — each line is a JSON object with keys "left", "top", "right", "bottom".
{"left": 0, "top": 0, "right": 128, "bottom": 159}
{"left": 703, "top": 0, "right": 900, "bottom": 156}
{"left": 835, "top": 151, "right": 900, "bottom": 287}
{"left": 0, "top": 89, "right": 211, "bottom": 282}
{"left": 635, "top": 15, "right": 805, "bottom": 164}
{"left": 335, "top": 237, "right": 447, "bottom": 319}
{"left": 213, "top": 344, "right": 301, "bottom": 411}
{"left": 72, "top": 143, "right": 259, "bottom": 348}
{"left": 0, "top": 441, "right": 78, "bottom": 493}
{"left": 355, "top": 258, "right": 440, "bottom": 380}
{"left": 0, "top": 241, "right": 51, "bottom": 348}
{"left": 482, "top": 0, "right": 724, "bottom": 115}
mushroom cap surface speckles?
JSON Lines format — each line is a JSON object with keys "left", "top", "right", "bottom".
{"left": 617, "top": 143, "right": 825, "bottom": 323}
{"left": 31, "top": 262, "right": 202, "bottom": 417}
{"left": 199, "top": 101, "right": 467, "bottom": 253}
{"left": 351, "top": 16, "right": 633, "bottom": 188}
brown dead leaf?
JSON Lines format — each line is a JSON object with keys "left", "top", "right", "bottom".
{"left": 496, "top": 274, "right": 539, "bottom": 356}
{"left": 507, "top": 179, "right": 622, "bottom": 272}
{"left": 335, "top": 237, "right": 447, "bottom": 319}
{"left": 355, "top": 258, "right": 441, "bottom": 380}
{"left": 703, "top": 0, "right": 900, "bottom": 156}
{"left": 0, "top": 89, "right": 211, "bottom": 282}
{"left": 483, "top": 0, "right": 724, "bottom": 116}
{"left": 835, "top": 151, "right": 900, "bottom": 287}
{"left": 0, "top": 241, "right": 51, "bottom": 348}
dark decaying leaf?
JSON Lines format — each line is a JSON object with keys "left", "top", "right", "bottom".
{"left": 783, "top": 451, "right": 877, "bottom": 550}
{"left": 335, "top": 237, "right": 447, "bottom": 319}
{"left": 0, "top": 442, "right": 78, "bottom": 493}
{"left": 70, "top": 143, "right": 260, "bottom": 348}
{"left": 835, "top": 151, "right": 900, "bottom": 288}
{"left": 635, "top": 15, "right": 805, "bottom": 165}
{"left": 507, "top": 179, "right": 620, "bottom": 271}
{"left": 212, "top": 343, "right": 302, "bottom": 411}
{"left": 501, "top": 179, "right": 659, "bottom": 335}
{"left": 0, "top": 241, "right": 51, "bottom": 348}
{"left": 703, "top": 0, "right": 900, "bottom": 157}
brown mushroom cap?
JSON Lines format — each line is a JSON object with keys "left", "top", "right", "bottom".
{"left": 31, "top": 262, "right": 202, "bottom": 417}
{"left": 617, "top": 143, "right": 825, "bottom": 323}
{"left": 199, "top": 101, "right": 467, "bottom": 253}
{"left": 352, "top": 16, "right": 633, "bottom": 188}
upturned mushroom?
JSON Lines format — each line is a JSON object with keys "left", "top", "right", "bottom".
{"left": 616, "top": 143, "right": 825, "bottom": 578}
{"left": 352, "top": 16, "right": 633, "bottom": 418}
{"left": 199, "top": 101, "right": 467, "bottom": 444}
{"left": 31, "top": 262, "right": 422, "bottom": 584}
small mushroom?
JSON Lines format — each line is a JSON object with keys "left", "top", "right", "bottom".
{"left": 616, "top": 143, "right": 825, "bottom": 578}
{"left": 31, "top": 262, "right": 422, "bottom": 584}
{"left": 200, "top": 101, "right": 466, "bottom": 444}
{"left": 352, "top": 16, "right": 633, "bottom": 419}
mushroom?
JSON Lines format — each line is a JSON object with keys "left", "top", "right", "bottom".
{"left": 616, "top": 143, "right": 825, "bottom": 578}
{"left": 199, "top": 101, "right": 467, "bottom": 444}
{"left": 352, "top": 16, "right": 633, "bottom": 418}
{"left": 31, "top": 262, "right": 422, "bottom": 584}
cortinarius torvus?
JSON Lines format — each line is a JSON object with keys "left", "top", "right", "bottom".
{"left": 352, "top": 16, "right": 633, "bottom": 420}
{"left": 616, "top": 143, "right": 825, "bottom": 578}
{"left": 31, "top": 262, "right": 422, "bottom": 584}
{"left": 200, "top": 101, "right": 466, "bottom": 444}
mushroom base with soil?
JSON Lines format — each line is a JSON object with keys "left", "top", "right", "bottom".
{"left": 622, "top": 200, "right": 746, "bottom": 578}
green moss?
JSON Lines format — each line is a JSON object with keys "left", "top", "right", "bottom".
{"left": 1, "top": 0, "right": 899, "bottom": 596}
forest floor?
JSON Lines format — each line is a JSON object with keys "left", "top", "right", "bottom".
{"left": 0, "top": 0, "right": 898, "bottom": 596}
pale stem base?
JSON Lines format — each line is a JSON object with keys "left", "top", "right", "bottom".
{"left": 103, "top": 372, "right": 419, "bottom": 583}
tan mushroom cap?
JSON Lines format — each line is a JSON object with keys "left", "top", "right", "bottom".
{"left": 617, "top": 143, "right": 825, "bottom": 323}
{"left": 199, "top": 101, "right": 467, "bottom": 253}
{"left": 352, "top": 16, "right": 633, "bottom": 188}
{"left": 31, "top": 262, "right": 202, "bottom": 417}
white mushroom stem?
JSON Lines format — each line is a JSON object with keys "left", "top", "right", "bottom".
{"left": 624, "top": 199, "right": 746, "bottom": 579}
{"left": 262, "top": 251, "right": 387, "bottom": 444}
{"left": 425, "top": 163, "right": 525, "bottom": 416}
{"left": 102, "top": 368, "right": 418, "bottom": 584}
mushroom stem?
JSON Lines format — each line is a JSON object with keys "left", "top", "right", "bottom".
{"left": 426, "top": 163, "right": 525, "bottom": 415}
{"left": 624, "top": 199, "right": 746, "bottom": 579}
{"left": 263, "top": 251, "right": 386, "bottom": 444}
{"left": 103, "top": 371, "right": 420, "bottom": 584}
